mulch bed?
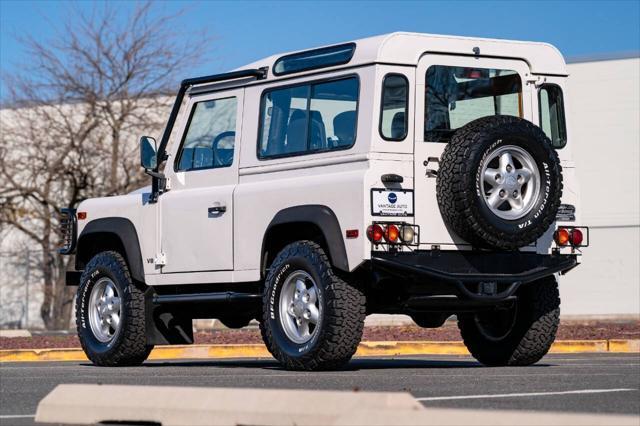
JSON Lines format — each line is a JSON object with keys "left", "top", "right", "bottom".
{"left": 1, "top": 320, "right": 638, "bottom": 350}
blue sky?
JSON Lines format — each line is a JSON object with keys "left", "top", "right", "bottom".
{"left": 1, "top": 0, "right": 639, "bottom": 97}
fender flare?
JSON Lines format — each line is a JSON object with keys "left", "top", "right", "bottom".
{"left": 263, "top": 205, "right": 348, "bottom": 272}
{"left": 76, "top": 217, "right": 145, "bottom": 283}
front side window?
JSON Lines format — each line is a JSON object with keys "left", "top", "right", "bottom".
{"left": 176, "top": 97, "right": 237, "bottom": 171}
{"left": 380, "top": 74, "right": 408, "bottom": 141}
{"left": 258, "top": 77, "right": 359, "bottom": 159}
{"left": 425, "top": 66, "right": 522, "bottom": 142}
{"left": 539, "top": 84, "right": 567, "bottom": 149}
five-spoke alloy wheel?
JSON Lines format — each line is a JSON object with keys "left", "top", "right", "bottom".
{"left": 88, "top": 277, "right": 122, "bottom": 343}
{"left": 279, "top": 271, "right": 321, "bottom": 344}
{"left": 480, "top": 145, "right": 541, "bottom": 221}
{"left": 260, "top": 240, "right": 366, "bottom": 371}
{"left": 76, "top": 251, "right": 153, "bottom": 366}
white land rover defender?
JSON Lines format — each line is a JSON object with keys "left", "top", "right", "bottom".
{"left": 60, "top": 33, "right": 588, "bottom": 370}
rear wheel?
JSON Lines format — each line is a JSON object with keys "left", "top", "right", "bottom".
{"left": 76, "top": 251, "right": 153, "bottom": 366}
{"left": 458, "top": 275, "right": 560, "bottom": 366}
{"left": 260, "top": 241, "right": 366, "bottom": 371}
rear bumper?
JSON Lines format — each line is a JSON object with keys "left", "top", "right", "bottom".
{"left": 371, "top": 250, "right": 578, "bottom": 306}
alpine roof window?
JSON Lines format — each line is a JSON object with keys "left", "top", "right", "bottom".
{"left": 273, "top": 43, "right": 356, "bottom": 76}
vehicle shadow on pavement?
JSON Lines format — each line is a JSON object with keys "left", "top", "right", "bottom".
{"left": 128, "top": 357, "right": 507, "bottom": 371}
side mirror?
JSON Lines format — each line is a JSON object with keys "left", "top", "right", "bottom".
{"left": 140, "top": 136, "right": 157, "bottom": 170}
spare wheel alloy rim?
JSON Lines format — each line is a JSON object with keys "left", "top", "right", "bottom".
{"left": 88, "top": 277, "right": 122, "bottom": 343}
{"left": 480, "top": 145, "right": 541, "bottom": 220}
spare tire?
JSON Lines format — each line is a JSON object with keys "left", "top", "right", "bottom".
{"left": 437, "top": 115, "right": 562, "bottom": 250}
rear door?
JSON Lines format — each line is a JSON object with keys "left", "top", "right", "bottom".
{"left": 414, "top": 55, "right": 533, "bottom": 249}
{"left": 159, "top": 88, "right": 243, "bottom": 273}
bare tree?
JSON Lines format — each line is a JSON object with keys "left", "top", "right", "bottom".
{"left": 0, "top": 2, "right": 211, "bottom": 329}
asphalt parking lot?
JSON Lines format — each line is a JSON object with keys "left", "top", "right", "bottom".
{"left": 1, "top": 353, "right": 638, "bottom": 425}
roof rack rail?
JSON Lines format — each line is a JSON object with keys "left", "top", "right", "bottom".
{"left": 148, "top": 67, "right": 268, "bottom": 202}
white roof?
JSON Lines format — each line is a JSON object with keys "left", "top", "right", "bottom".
{"left": 241, "top": 32, "right": 567, "bottom": 77}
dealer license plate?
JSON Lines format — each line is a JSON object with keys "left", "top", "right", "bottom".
{"left": 371, "top": 189, "right": 414, "bottom": 217}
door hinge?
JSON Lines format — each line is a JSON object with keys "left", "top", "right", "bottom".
{"left": 526, "top": 75, "right": 547, "bottom": 87}
{"left": 154, "top": 252, "right": 167, "bottom": 266}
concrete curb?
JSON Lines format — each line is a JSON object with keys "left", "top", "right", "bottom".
{"left": 0, "top": 329, "right": 31, "bottom": 338}
{"left": 1, "top": 339, "right": 638, "bottom": 363}
{"left": 34, "top": 384, "right": 640, "bottom": 426}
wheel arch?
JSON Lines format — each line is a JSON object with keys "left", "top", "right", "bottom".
{"left": 75, "top": 217, "right": 145, "bottom": 283}
{"left": 261, "top": 205, "right": 348, "bottom": 276}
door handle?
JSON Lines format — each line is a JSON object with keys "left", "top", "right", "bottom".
{"left": 208, "top": 205, "right": 227, "bottom": 214}
{"left": 423, "top": 157, "right": 440, "bottom": 178}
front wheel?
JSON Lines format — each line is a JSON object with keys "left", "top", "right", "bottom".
{"left": 458, "top": 275, "right": 560, "bottom": 366}
{"left": 76, "top": 251, "right": 153, "bottom": 366}
{"left": 260, "top": 241, "right": 366, "bottom": 371}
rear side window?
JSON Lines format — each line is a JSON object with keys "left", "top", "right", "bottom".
{"left": 425, "top": 65, "right": 522, "bottom": 142}
{"left": 175, "top": 97, "right": 237, "bottom": 171}
{"left": 539, "top": 84, "right": 567, "bottom": 149}
{"left": 258, "top": 77, "right": 359, "bottom": 159}
{"left": 380, "top": 74, "right": 408, "bottom": 141}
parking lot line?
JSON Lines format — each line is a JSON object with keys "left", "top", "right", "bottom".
{"left": 417, "top": 388, "right": 637, "bottom": 401}
{"left": 0, "top": 414, "right": 35, "bottom": 419}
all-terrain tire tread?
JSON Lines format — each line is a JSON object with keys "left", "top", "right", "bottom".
{"left": 76, "top": 251, "right": 152, "bottom": 367}
{"left": 458, "top": 276, "right": 560, "bottom": 366}
{"left": 437, "top": 115, "right": 563, "bottom": 250}
{"left": 260, "top": 241, "right": 366, "bottom": 371}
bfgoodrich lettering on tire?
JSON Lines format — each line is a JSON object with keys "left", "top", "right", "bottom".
{"left": 76, "top": 251, "right": 153, "bottom": 366}
{"left": 437, "top": 115, "right": 563, "bottom": 250}
{"left": 260, "top": 240, "right": 366, "bottom": 371}
{"left": 458, "top": 275, "right": 561, "bottom": 366}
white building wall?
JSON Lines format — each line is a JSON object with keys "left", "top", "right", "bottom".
{"left": 560, "top": 56, "right": 640, "bottom": 316}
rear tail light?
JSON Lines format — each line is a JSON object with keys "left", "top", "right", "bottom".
{"left": 367, "top": 224, "right": 384, "bottom": 243}
{"left": 554, "top": 226, "right": 589, "bottom": 248}
{"left": 554, "top": 228, "right": 570, "bottom": 246}
{"left": 570, "top": 228, "right": 584, "bottom": 246}
{"left": 384, "top": 224, "right": 399, "bottom": 243}
{"left": 367, "top": 223, "right": 418, "bottom": 246}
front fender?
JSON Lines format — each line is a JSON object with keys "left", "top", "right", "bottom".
{"left": 76, "top": 217, "right": 145, "bottom": 283}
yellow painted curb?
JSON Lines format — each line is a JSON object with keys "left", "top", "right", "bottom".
{"left": 1, "top": 339, "right": 637, "bottom": 363}
{"left": 148, "top": 344, "right": 272, "bottom": 360}
{"left": 609, "top": 339, "right": 640, "bottom": 353}
{"left": 356, "top": 341, "right": 469, "bottom": 356}
{"left": 549, "top": 340, "right": 608, "bottom": 353}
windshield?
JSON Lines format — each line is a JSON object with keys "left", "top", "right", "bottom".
{"left": 425, "top": 65, "right": 522, "bottom": 142}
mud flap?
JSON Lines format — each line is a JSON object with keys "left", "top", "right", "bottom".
{"left": 144, "top": 288, "right": 194, "bottom": 345}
